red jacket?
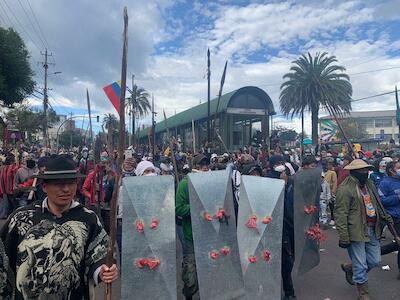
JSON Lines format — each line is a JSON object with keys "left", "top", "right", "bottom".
{"left": 82, "top": 165, "right": 116, "bottom": 206}
{"left": 0, "top": 164, "right": 18, "bottom": 196}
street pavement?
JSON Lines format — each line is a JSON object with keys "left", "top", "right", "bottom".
{"left": 1, "top": 220, "right": 399, "bottom": 299}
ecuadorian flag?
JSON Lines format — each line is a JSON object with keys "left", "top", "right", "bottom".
{"left": 103, "top": 80, "right": 121, "bottom": 113}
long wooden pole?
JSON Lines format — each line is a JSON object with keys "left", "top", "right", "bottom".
{"left": 86, "top": 89, "right": 94, "bottom": 150}
{"left": 191, "top": 119, "right": 196, "bottom": 153}
{"left": 105, "top": 7, "right": 128, "bottom": 300}
{"left": 163, "top": 110, "right": 180, "bottom": 184}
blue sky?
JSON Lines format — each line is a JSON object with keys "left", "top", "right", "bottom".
{"left": 1, "top": 0, "right": 400, "bottom": 133}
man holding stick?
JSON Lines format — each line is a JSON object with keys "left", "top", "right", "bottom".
{"left": 0, "top": 155, "right": 118, "bottom": 299}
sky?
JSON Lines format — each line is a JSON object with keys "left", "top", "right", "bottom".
{"left": 1, "top": 0, "right": 400, "bottom": 135}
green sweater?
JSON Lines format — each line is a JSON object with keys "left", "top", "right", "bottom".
{"left": 335, "top": 175, "right": 392, "bottom": 243}
{"left": 175, "top": 176, "right": 193, "bottom": 242}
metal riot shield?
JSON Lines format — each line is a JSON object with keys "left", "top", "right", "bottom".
{"left": 188, "top": 169, "right": 245, "bottom": 300}
{"left": 121, "top": 176, "right": 176, "bottom": 300}
{"left": 293, "top": 168, "right": 322, "bottom": 276}
{"left": 237, "top": 176, "right": 284, "bottom": 300}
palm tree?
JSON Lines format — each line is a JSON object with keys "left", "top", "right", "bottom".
{"left": 279, "top": 52, "right": 352, "bottom": 145}
{"left": 126, "top": 84, "right": 151, "bottom": 145}
{"left": 103, "top": 113, "right": 119, "bottom": 151}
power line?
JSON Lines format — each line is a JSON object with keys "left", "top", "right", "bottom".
{"left": 24, "top": 0, "right": 55, "bottom": 64}
{"left": 349, "top": 66, "right": 400, "bottom": 76}
{"left": 0, "top": 1, "right": 15, "bottom": 28}
{"left": 2, "top": 0, "right": 42, "bottom": 53}
{"left": 351, "top": 90, "right": 395, "bottom": 102}
{"left": 16, "top": 0, "right": 46, "bottom": 49}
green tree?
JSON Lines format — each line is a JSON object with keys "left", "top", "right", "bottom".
{"left": 126, "top": 84, "right": 151, "bottom": 143}
{"left": 0, "top": 27, "right": 35, "bottom": 108}
{"left": 279, "top": 52, "right": 352, "bottom": 144}
{"left": 58, "top": 129, "right": 85, "bottom": 148}
{"left": 4, "top": 103, "right": 59, "bottom": 143}
{"left": 336, "top": 118, "right": 367, "bottom": 140}
{"left": 103, "top": 113, "right": 119, "bottom": 150}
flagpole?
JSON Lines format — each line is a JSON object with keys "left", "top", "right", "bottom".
{"left": 207, "top": 49, "right": 211, "bottom": 149}
{"left": 105, "top": 7, "right": 128, "bottom": 300}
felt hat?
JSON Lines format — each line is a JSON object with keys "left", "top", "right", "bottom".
{"left": 36, "top": 155, "right": 84, "bottom": 180}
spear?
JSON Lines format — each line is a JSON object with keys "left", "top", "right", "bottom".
{"left": 163, "top": 110, "right": 180, "bottom": 184}
{"left": 213, "top": 61, "right": 228, "bottom": 151}
{"left": 104, "top": 6, "right": 128, "bottom": 300}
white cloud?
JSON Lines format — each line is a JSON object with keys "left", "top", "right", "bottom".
{"left": 3, "top": 0, "right": 400, "bottom": 138}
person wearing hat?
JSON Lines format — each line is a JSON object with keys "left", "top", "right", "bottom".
{"left": 175, "top": 153, "right": 209, "bottom": 300}
{"left": 377, "top": 160, "right": 400, "bottom": 280}
{"left": 266, "top": 155, "right": 296, "bottom": 300}
{"left": 242, "top": 163, "right": 262, "bottom": 176}
{"left": 13, "top": 153, "right": 38, "bottom": 208}
{"left": 0, "top": 155, "right": 118, "bottom": 299}
{"left": 336, "top": 159, "right": 393, "bottom": 299}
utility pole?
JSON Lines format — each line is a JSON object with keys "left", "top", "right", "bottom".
{"left": 207, "top": 48, "right": 211, "bottom": 149}
{"left": 40, "top": 49, "right": 53, "bottom": 148}
{"left": 86, "top": 89, "right": 94, "bottom": 150}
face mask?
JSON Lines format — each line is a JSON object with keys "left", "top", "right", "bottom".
{"left": 144, "top": 173, "right": 157, "bottom": 176}
{"left": 82, "top": 152, "right": 88, "bottom": 159}
{"left": 26, "top": 160, "right": 36, "bottom": 169}
{"left": 274, "top": 165, "right": 286, "bottom": 173}
{"left": 316, "top": 157, "right": 321, "bottom": 161}
{"left": 379, "top": 169, "right": 386, "bottom": 174}
{"left": 350, "top": 170, "right": 368, "bottom": 186}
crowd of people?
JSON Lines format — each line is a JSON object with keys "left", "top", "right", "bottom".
{"left": 0, "top": 142, "right": 398, "bottom": 299}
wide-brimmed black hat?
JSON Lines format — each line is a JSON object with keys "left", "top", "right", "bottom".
{"left": 36, "top": 154, "right": 84, "bottom": 180}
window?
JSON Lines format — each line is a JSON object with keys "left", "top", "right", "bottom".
{"left": 375, "top": 118, "right": 392, "bottom": 128}
{"left": 358, "top": 119, "right": 374, "bottom": 129}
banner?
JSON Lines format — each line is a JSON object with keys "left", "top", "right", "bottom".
{"left": 103, "top": 80, "right": 121, "bottom": 113}
{"left": 320, "top": 119, "right": 338, "bottom": 142}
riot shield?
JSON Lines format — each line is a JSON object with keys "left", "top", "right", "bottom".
{"left": 121, "top": 176, "right": 176, "bottom": 300}
{"left": 293, "top": 168, "right": 322, "bottom": 276}
{"left": 237, "top": 176, "right": 284, "bottom": 300}
{"left": 188, "top": 169, "right": 245, "bottom": 300}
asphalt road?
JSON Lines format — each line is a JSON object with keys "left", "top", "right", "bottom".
{"left": 2, "top": 220, "right": 399, "bottom": 299}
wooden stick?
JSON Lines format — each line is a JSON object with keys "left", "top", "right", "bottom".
{"left": 104, "top": 6, "right": 128, "bottom": 300}
{"left": 163, "top": 110, "right": 180, "bottom": 184}
{"left": 27, "top": 178, "right": 37, "bottom": 201}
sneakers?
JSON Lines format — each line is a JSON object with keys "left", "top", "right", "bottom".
{"left": 329, "top": 220, "right": 335, "bottom": 226}
{"left": 341, "top": 263, "right": 355, "bottom": 285}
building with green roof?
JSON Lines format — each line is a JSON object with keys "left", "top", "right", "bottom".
{"left": 137, "top": 86, "right": 276, "bottom": 152}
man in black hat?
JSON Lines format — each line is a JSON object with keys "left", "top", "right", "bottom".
{"left": 0, "top": 155, "right": 118, "bottom": 299}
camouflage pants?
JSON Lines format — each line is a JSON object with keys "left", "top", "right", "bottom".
{"left": 182, "top": 240, "right": 198, "bottom": 298}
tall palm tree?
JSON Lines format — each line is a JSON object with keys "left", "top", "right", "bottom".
{"left": 126, "top": 84, "right": 151, "bottom": 144}
{"left": 279, "top": 52, "right": 352, "bottom": 145}
{"left": 103, "top": 113, "right": 119, "bottom": 151}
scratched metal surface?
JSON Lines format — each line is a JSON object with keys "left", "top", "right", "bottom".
{"left": 188, "top": 170, "right": 245, "bottom": 300}
{"left": 121, "top": 176, "right": 176, "bottom": 300}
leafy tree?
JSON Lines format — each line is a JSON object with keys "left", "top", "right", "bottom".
{"left": 4, "top": 103, "right": 59, "bottom": 143}
{"left": 0, "top": 27, "right": 35, "bottom": 108}
{"left": 280, "top": 52, "right": 352, "bottom": 144}
{"left": 336, "top": 118, "right": 367, "bottom": 140}
{"left": 126, "top": 84, "right": 151, "bottom": 143}
{"left": 58, "top": 128, "right": 85, "bottom": 148}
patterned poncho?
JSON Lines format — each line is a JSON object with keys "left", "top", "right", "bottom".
{"left": 0, "top": 199, "right": 109, "bottom": 299}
